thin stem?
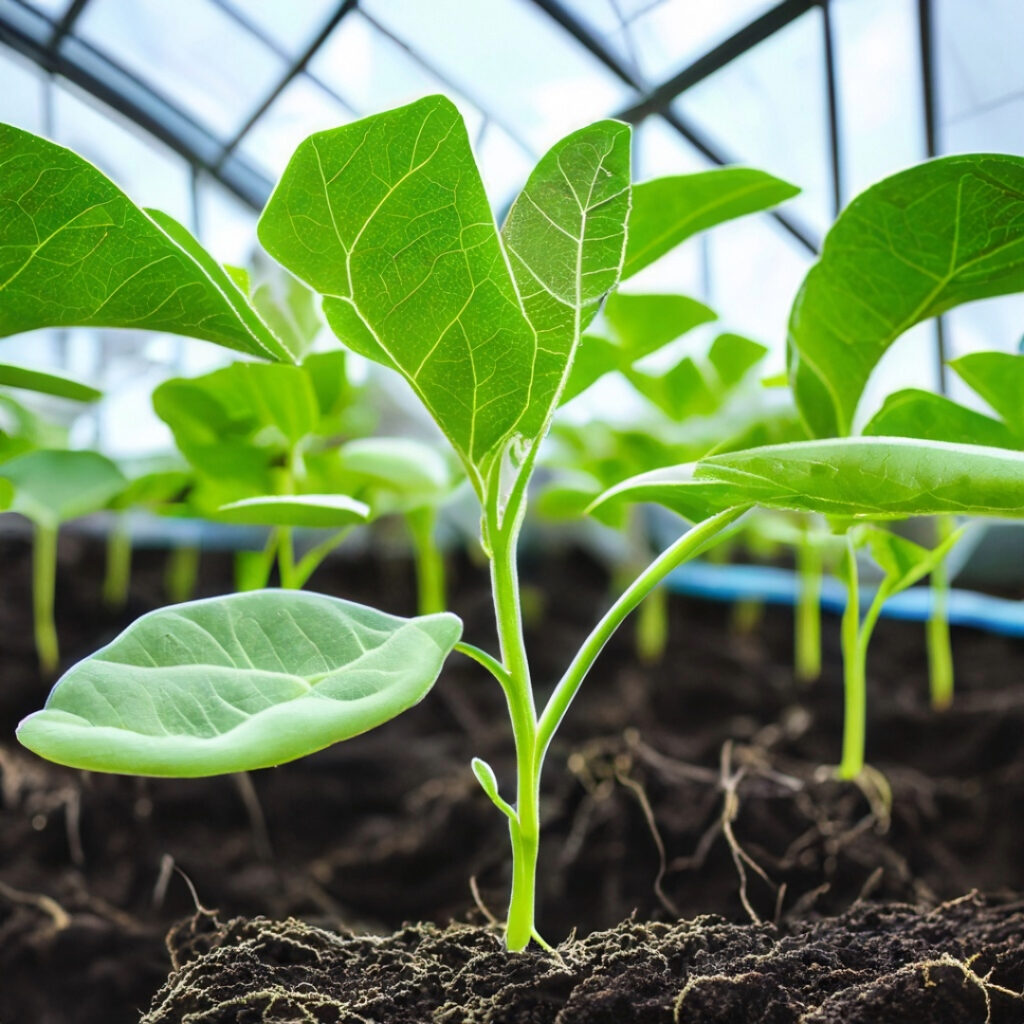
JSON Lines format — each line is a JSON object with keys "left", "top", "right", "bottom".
{"left": 927, "top": 515, "right": 955, "bottom": 711}
{"left": 795, "top": 516, "right": 823, "bottom": 683}
{"left": 455, "top": 641, "right": 513, "bottom": 696}
{"left": 490, "top": 525, "right": 540, "bottom": 952}
{"left": 165, "top": 544, "right": 200, "bottom": 604}
{"left": 838, "top": 535, "right": 867, "bottom": 780}
{"left": 636, "top": 580, "right": 669, "bottom": 665}
{"left": 102, "top": 514, "right": 132, "bottom": 610}
{"left": 33, "top": 521, "right": 59, "bottom": 674}
{"left": 276, "top": 526, "right": 298, "bottom": 589}
{"left": 406, "top": 505, "right": 446, "bottom": 615}
{"left": 291, "top": 528, "right": 351, "bottom": 589}
{"left": 536, "top": 505, "right": 749, "bottom": 766}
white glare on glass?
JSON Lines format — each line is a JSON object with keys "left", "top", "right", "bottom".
{"left": 676, "top": 9, "right": 830, "bottom": 233}
{"left": 218, "top": 0, "right": 337, "bottom": 56}
{"left": 77, "top": 0, "right": 286, "bottom": 139}
{"left": 0, "top": 52, "right": 45, "bottom": 132}
{"left": 476, "top": 124, "right": 535, "bottom": 215}
{"left": 854, "top": 322, "right": 940, "bottom": 432}
{"left": 360, "top": 0, "right": 633, "bottom": 153}
{"left": 196, "top": 176, "right": 259, "bottom": 269}
{"left": 833, "top": 0, "right": 925, "bottom": 201}
{"left": 310, "top": 12, "right": 483, "bottom": 139}
{"left": 240, "top": 75, "right": 350, "bottom": 179}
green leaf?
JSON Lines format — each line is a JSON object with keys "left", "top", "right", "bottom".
{"left": 217, "top": 494, "right": 370, "bottom": 528}
{"left": 622, "top": 167, "right": 800, "bottom": 280}
{"left": 866, "top": 526, "right": 964, "bottom": 599}
{"left": 17, "top": 590, "right": 462, "bottom": 776}
{"left": 626, "top": 356, "right": 716, "bottom": 419}
{"left": 589, "top": 462, "right": 749, "bottom": 523}
{"left": 561, "top": 334, "right": 623, "bottom": 405}
{"left": 111, "top": 467, "right": 192, "bottom": 511}
{"left": 0, "top": 476, "right": 12, "bottom": 510}
{"left": 0, "top": 364, "right": 101, "bottom": 402}
{"left": 863, "top": 388, "right": 1019, "bottom": 449}
{"left": 603, "top": 293, "right": 716, "bottom": 360}
{"left": 698, "top": 437, "right": 1024, "bottom": 519}
{"left": 471, "top": 756, "right": 516, "bottom": 820}
{"left": 708, "top": 333, "right": 769, "bottom": 389}
{"left": 259, "top": 96, "right": 538, "bottom": 494}
{"left": 0, "top": 124, "right": 290, "bottom": 361}
{"left": 500, "top": 120, "right": 631, "bottom": 439}
{"left": 0, "top": 449, "right": 126, "bottom": 527}
{"left": 335, "top": 437, "right": 457, "bottom": 515}
{"left": 788, "top": 154, "right": 1024, "bottom": 436}
{"left": 950, "top": 351, "right": 1024, "bottom": 439}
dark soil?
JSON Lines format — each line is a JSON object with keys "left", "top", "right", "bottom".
{"left": 1, "top": 530, "right": 1024, "bottom": 1022}
{"left": 144, "top": 895, "right": 1024, "bottom": 1023}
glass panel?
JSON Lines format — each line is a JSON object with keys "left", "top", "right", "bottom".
{"left": 196, "top": 174, "right": 260, "bottom": 268}
{"left": 239, "top": 75, "right": 351, "bottom": 179}
{"left": 705, "top": 215, "right": 813, "bottom": 365}
{"left": 0, "top": 50, "right": 46, "bottom": 131}
{"left": 855, "top": 322, "right": 940, "bottom": 429}
{"left": 635, "top": 115, "right": 712, "bottom": 179}
{"left": 475, "top": 123, "right": 534, "bottom": 215}
{"left": 360, "top": 0, "right": 634, "bottom": 153}
{"left": 675, "top": 8, "right": 831, "bottom": 234}
{"left": 946, "top": 298, "right": 1024, "bottom": 411}
{"left": 310, "top": 11, "right": 483, "bottom": 138}
{"left": 936, "top": 0, "right": 1024, "bottom": 124}
{"left": 53, "top": 82, "right": 192, "bottom": 224}
{"left": 832, "top": 0, "right": 926, "bottom": 201}
{"left": 218, "top": 0, "right": 337, "bottom": 56}
{"left": 21, "top": 0, "right": 71, "bottom": 19}
{"left": 77, "top": 0, "right": 286, "bottom": 139}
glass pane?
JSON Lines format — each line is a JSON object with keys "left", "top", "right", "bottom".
{"left": 675, "top": 8, "right": 831, "bottom": 234}
{"left": 855, "top": 322, "right": 940, "bottom": 429}
{"left": 77, "top": 0, "right": 286, "bottom": 139}
{"left": 239, "top": 75, "right": 350, "bottom": 179}
{"left": 21, "top": 0, "right": 71, "bottom": 19}
{"left": 635, "top": 115, "right": 712, "bottom": 179}
{"left": 946, "top": 298, "right": 1024, "bottom": 410}
{"left": 310, "top": 12, "right": 484, "bottom": 139}
{"left": 53, "top": 82, "right": 192, "bottom": 224}
{"left": 218, "top": 0, "right": 337, "bottom": 55}
{"left": 705, "top": 215, "right": 813, "bottom": 365}
{"left": 832, "top": 0, "right": 925, "bottom": 201}
{"left": 359, "top": 0, "right": 634, "bottom": 153}
{"left": 475, "top": 123, "right": 534, "bottom": 214}
{"left": 0, "top": 50, "right": 45, "bottom": 131}
{"left": 196, "top": 174, "right": 259, "bottom": 268}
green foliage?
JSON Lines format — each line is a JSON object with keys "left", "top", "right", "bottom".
{"left": 0, "top": 364, "right": 101, "bottom": 402}
{"left": 788, "top": 155, "right": 1024, "bottom": 436}
{"left": 863, "top": 389, "right": 1019, "bottom": 448}
{"left": 0, "top": 124, "right": 291, "bottom": 362}
{"left": 950, "top": 351, "right": 1024, "bottom": 440}
{"left": 622, "top": 167, "right": 799, "bottom": 280}
{"left": 217, "top": 494, "right": 370, "bottom": 528}
{"left": 0, "top": 448, "right": 125, "bottom": 527}
{"left": 17, "top": 591, "right": 461, "bottom": 776}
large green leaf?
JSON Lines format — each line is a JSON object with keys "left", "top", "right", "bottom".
{"left": 500, "top": 119, "right": 631, "bottom": 441}
{"left": 622, "top": 167, "right": 800, "bottom": 280}
{"left": 950, "top": 351, "right": 1024, "bottom": 439}
{"left": 863, "top": 388, "right": 1019, "bottom": 449}
{"left": 0, "top": 124, "right": 290, "bottom": 361}
{"left": 589, "top": 463, "right": 748, "bottom": 523}
{"left": 258, "top": 96, "right": 537, "bottom": 495}
{"left": 0, "top": 364, "right": 101, "bottom": 402}
{"left": 788, "top": 154, "right": 1024, "bottom": 436}
{"left": 698, "top": 437, "right": 1024, "bottom": 518}
{"left": 0, "top": 449, "right": 126, "bottom": 526}
{"left": 17, "top": 590, "right": 462, "bottom": 776}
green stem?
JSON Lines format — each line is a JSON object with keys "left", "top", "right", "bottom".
{"left": 927, "top": 515, "right": 955, "bottom": 711}
{"left": 636, "top": 580, "right": 669, "bottom": 665}
{"left": 33, "top": 521, "right": 59, "bottom": 674}
{"left": 536, "top": 505, "right": 749, "bottom": 766}
{"left": 165, "top": 544, "right": 200, "bottom": 604}
{"left": 291, "top": 529, "right": 351, "bottom": 590}
{"left": 795, "top": 517, "right": 823, "bottom": 683}
{"left": 102, "top": 514, "right": 132, "bottom": 610}
{"left": 406, "top": 505, "right": 446, "bottom": 615}
{"left": 490, "top": 527, "right": 539, "bottom": 952}
{"left": 276, "top": 526, "right": 298, "bottom": 589}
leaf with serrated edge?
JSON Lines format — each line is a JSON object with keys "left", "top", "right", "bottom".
{"left": 788, "top": 154, "right": 1024, "bottom": 437}
{"left": 0, "top": 124, "right": 290, "bottom": 361}
{"left": 17, "top": 591, "right": 462, "bottom": 776}
{"left": 217, "top": 495, "right": 370, "bottom": 528}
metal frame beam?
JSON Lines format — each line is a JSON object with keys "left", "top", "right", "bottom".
{"left": 527, "top": 0, "right": 820, "bottom": 254}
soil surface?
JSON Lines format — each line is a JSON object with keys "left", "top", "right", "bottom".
{"left": 1, "top": 530, "right": 1023, "bottom": 1023}
{"left": 145, "top": 895, "right": 1024, "bottom": 1023}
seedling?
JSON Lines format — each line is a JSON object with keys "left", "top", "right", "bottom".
{"left": 0, "top": 449, "right": 126, "bottom": 671}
